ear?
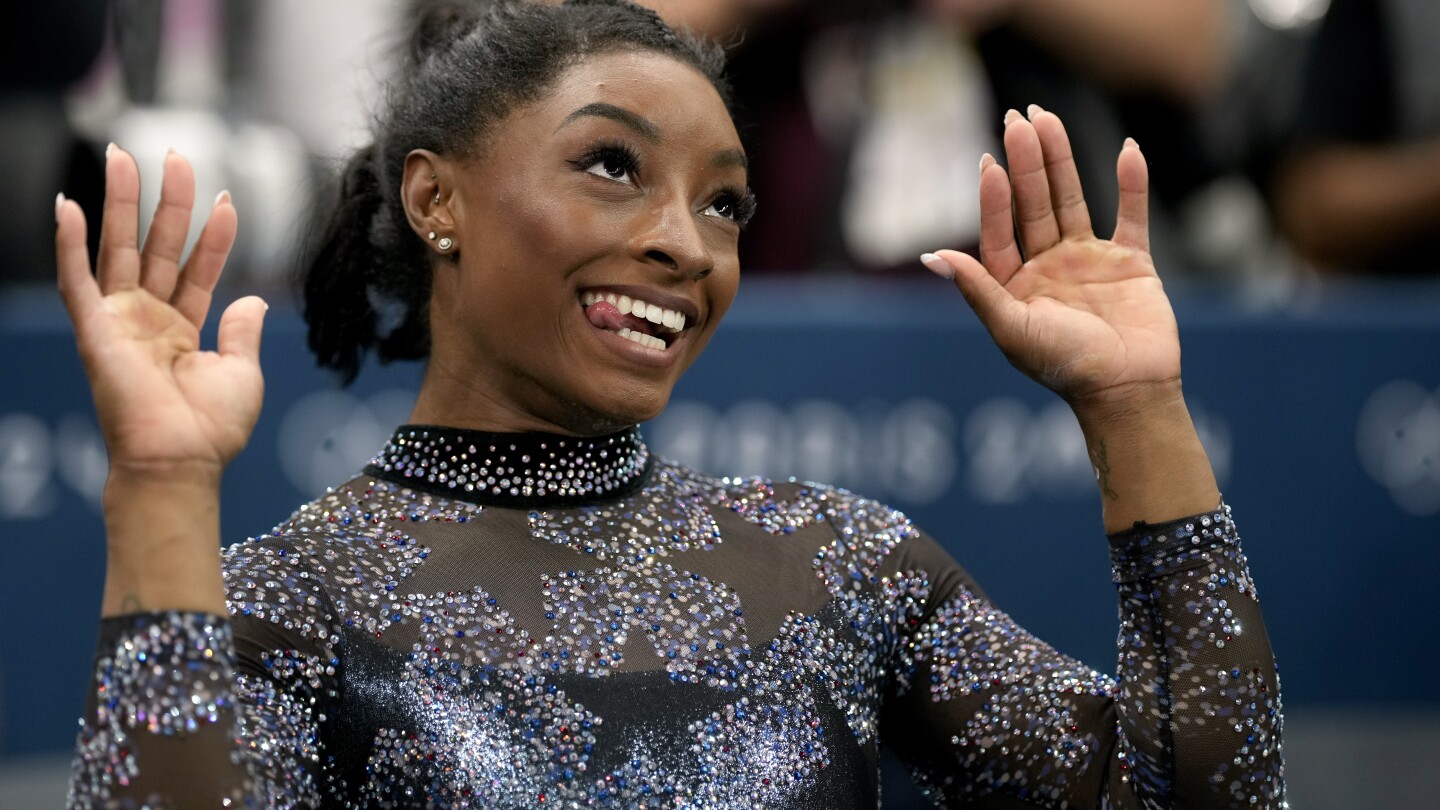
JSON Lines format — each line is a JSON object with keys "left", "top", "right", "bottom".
{"left": 401, "top": 149, "right": 455, "bottom": 249}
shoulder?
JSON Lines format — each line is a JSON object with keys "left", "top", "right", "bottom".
{"left": 222, "top": 473, "right": 481, "bottom": 629}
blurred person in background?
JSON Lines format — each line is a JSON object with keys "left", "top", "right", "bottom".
{"left": 0, "top": 2, "right": 107, "bottom": 285}
{"left": 646, "top": 0, "right": 1232, "bottom": 277}
{"left": 1269, "top": 0, "right": 1440, "bottom": 276}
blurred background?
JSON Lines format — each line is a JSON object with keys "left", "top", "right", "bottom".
{"left": 1, "top": 0, "right": 1437, "bottom": 806}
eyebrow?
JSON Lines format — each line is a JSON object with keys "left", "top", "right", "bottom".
{"left": 558, "top": 101, "right": 749, "bottom": 171}
{"left": 558, "top": 102, "right": 661, "bottom": 142}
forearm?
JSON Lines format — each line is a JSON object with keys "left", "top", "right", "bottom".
{"left": 1071, "top": 381, "right": 1220, "bottom": 534}
{"left": 1272, "top": 139, "right": 1440, "bottom": 270}
{"left": 1007, "top": 0, "right": 1224, "bottom": 101}
{"left": 101, "top": 469, "right": 228, "bottom": 617}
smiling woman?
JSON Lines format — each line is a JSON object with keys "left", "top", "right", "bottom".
{"left": 55, "top": 1, "right": 1284, "bottom": 808}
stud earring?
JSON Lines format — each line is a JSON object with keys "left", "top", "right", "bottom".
{"left": 437, "top": 237, "right": 454, "bottom": 251}
{"left": 432, "top": 190, "right": 441, "bottom": 205}
{"left": 427, "top": 231, "right": 436, "bottom": 240}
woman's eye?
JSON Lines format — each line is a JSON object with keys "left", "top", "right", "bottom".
{"left": 583, "top": 152, "right": 636, "bottom": 184}
{"left": 704, "top": 195, "right": 737, "bottom": 221}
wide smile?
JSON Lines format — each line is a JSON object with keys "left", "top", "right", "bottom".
{"left": 579, "top": 287, "right": 697, "bottom": 360}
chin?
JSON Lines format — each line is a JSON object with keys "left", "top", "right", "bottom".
{"left": 555, "top": 385, "right": 671, "bottom": 436}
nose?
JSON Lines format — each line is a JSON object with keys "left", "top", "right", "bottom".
{"left": 632, "top": 192, "right": 713, "bottom": 280}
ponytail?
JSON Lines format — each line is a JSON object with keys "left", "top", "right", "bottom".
{"left": 300, "top": 145, "right": 430, "bottom": 384}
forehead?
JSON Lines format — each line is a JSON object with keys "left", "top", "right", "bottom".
{"left": 522, "top": 50, "right": 740, "bottom": 148}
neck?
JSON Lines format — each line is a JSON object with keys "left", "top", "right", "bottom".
{"left": 367, "top": 423, "right": 653, "bottom": 508}
{"left": 409, "top": 359, "right": 634, "bottom": 437}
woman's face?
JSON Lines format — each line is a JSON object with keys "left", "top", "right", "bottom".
{"left": 423, "top": 50, "right": 749, "bottom": 436}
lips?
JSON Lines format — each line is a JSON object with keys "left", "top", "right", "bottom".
{"left": 580, "top": 289, "right": 694, "bottom": 351}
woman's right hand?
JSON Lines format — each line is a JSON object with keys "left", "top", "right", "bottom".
{"left": 56, "top": 146, "right": 267, "bottom": 485}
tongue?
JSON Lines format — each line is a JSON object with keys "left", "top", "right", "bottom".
{"left": 585, "top": 301, "right": 629, "bottom": 331}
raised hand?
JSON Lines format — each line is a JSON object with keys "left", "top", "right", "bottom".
{"left": 924, "top": 106, "right": 1178, "bottom": 412}
{"left": 925, "top": 106, "right": 1219, "bottom": 530}
{"left": 56, "top": 146, "right": 267, "bottom": 482}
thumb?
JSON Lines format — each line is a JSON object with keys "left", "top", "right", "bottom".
{"left": 928, "top": 249, "right": 1022, "bottom": 333}
{"left": 217, "top": 295, "right": 268, "bottom": 365}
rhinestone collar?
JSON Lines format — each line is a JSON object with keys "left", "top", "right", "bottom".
{"left": 364, "top": 424, "right": 653, "bottom": 508}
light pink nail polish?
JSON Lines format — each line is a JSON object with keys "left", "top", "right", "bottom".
{"left": 920, "top": 253, "right": 954, "bottom": 280}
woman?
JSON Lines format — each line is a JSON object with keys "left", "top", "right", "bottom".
{"left": 56, "top": 1, "right": 1283, "bottom": 807}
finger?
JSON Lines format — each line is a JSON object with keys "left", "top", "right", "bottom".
{"left": 927, "top": 248, "right": 1024, "bottom": 342}
{"left": 97, "top": 144, "right": 143, "bottom": 294}
{"left": 172, "top": 191, "right": 238, "bottom": 329}
{"left": 55, "top": 194, "right": 102, "bottom": 324}
{"left": 1002, "top": 108, "right": 1061, "bottom": 259}
{"left": 217, "top": 295, "right": 268, "bottom": 366}
{"left": 1030, "top": 106, "right": 1092, "bottom": 239}
{"left": 1113, "top": 138, "right": 1150, "bottom": 253}
{"left": 139, "top": 150, "right": 197, "bottom": 301}
{"left": 976, "top": 153, "right": 1024, "bottom": 284}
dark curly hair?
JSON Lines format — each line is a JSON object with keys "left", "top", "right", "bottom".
{"left": 300, "top": 0, "right": 731, "bottom": 383}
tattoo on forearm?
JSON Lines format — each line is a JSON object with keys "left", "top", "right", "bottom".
{"left": 1094, "top": 439, "right": 1119, "bottom": 501}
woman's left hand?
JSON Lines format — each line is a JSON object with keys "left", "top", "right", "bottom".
{"left": 925, "top": 106, "right": 1178, "bottom": 413}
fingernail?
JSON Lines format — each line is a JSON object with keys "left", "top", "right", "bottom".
{"left": 979, "top": 153, "right": 995, "bottom": 172}
{"left": 165, "top": 146, "right": 177, "bottom": 157}
{"left": 214, "top": 189, "right": 232, "bottom": 207}
{"left": 1004, "top": 108, "right": 1022, "bottom": 126}
{"left": 105, "top": 142, "right": 116, "bottom": 161}
{"left": 1124, "top": 137, "right": 1139, "bottom": 150}
{"left": 920, "top": 252, "right": 954, "bottom": 280}
{"left": 55, "top": 192, "right": 66, "bottom": 222}
{"left": 1026, "top": 103, "right": 1043, "bottom": 119}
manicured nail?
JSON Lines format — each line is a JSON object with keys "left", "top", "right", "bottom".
{"left": 920, "top": 253, "right": 954, "bottom": 280}
{"left": 1026, "top": 104, "right": 1043, "bottom": 119}
{"left": 1124, "top": 137, "right": 1139, "bottom": 150}
{"left": 55, "top": 192, "right": 66, "bottom": 222}
{"left": 979, "top": 153, "right": 995, "bottom": 172}
{"left": 1003, "top": 108, "right": 1022, "bottom": 126}
{"left": 105, "top": 142, "right": 116, "bottom": 160}
{"left": 214, "top": 189, "right": 232, "bottom": 207}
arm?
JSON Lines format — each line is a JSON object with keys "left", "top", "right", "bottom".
{"left": 1271, "top": 139, "right": 1440, "bottom": 271}
{"left": 922, "top": 0, "right": 1226, "bottom": 102}
{"left": 884, "top": 509, "right": 1283, "bottom": 807}
{"left": 907, "top": 106, "right": 1282, "bottom": 804}
{"left": 56, "top": 146, "right": 302, "bottom": 805}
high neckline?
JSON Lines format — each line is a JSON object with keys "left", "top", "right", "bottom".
{"left": 364, "top": 424, "right": 652, "bottom": 508}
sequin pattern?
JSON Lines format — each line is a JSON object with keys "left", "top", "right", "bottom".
{"left": 70, "top": 426, "right": 1284, "bottom": 808}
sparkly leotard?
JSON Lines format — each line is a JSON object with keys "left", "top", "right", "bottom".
{"left": 68, "top": 425, "right": 1285, "bottom": 808}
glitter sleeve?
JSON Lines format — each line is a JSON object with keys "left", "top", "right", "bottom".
{"left": 67, "top": 537, "right": 341, "bottom": 809}
{"left": 884, "top": 503, "right": 1285, "bottom": 808}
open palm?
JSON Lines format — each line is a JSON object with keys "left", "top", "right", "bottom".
{"left": 931, "top": 107, "right": 1180, "bottom": 407}
{"left": 56, "top": 147, "right": 266, "bottom": 476}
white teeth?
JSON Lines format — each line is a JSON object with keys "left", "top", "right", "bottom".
{"left": 581, "top": 290, "right": 688, "bottom": 333}
{"left": 616, "top": 327, "right": 666, "bottom": 351}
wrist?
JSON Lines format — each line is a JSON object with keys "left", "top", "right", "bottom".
{"left": 101, "top": 467, "right": 227, "bottom": 617}
{"left": 1068, "top": 378, "right": 1187, "bottom": 434}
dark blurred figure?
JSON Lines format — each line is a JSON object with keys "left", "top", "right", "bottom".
{"left": 649, "top": 0, "right": 1229, "bottom": 276}
{"left": 0, "top": 2, "right": 108, "bottom": 284}
{"left": 1271, "top": 0, "right": 1440, "bottom": 276}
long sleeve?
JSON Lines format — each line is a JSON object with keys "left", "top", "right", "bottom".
{"left": 67, "top": 537, "right": 341, "bottom": 809}
{"left": 882, "top": 504, "right": 1285, "bottom": 808}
